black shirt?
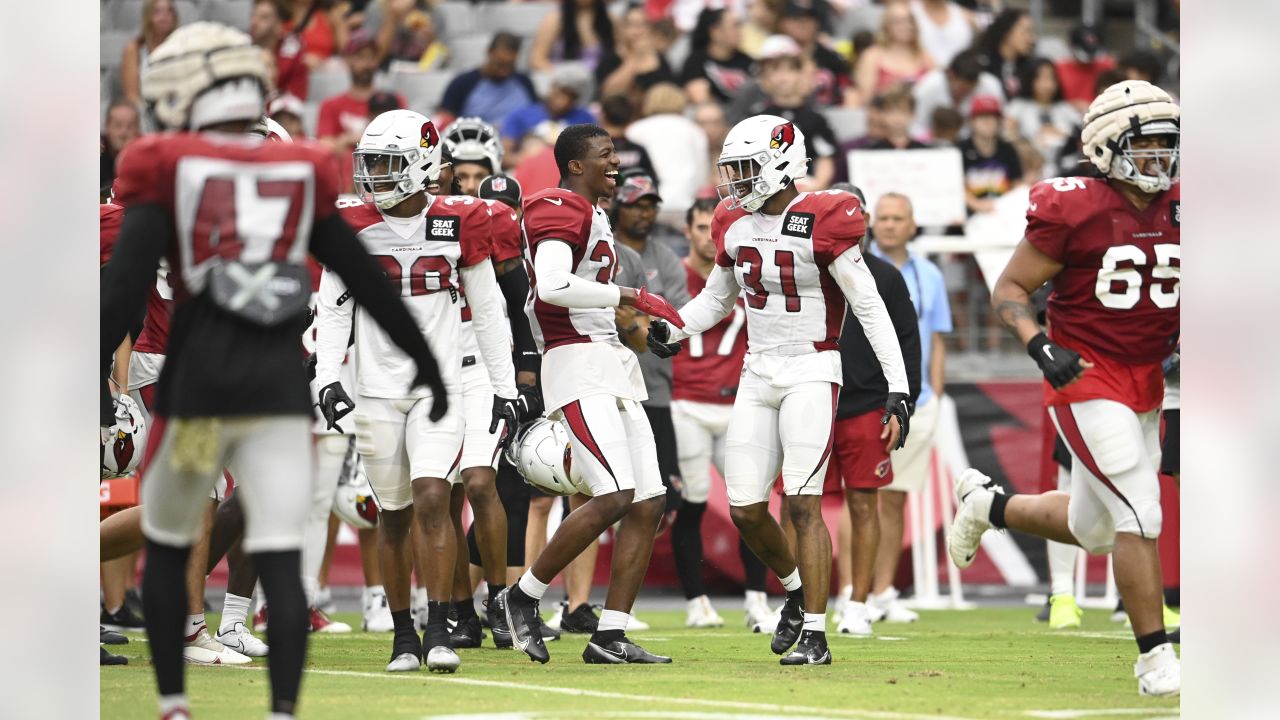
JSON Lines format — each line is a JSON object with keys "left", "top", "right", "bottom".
{"left": 679, "top": 50, "right": 755, "bottom": 104}
{"left": 836, "top": 253, "right": 922, "bottom": 419}
{"left": 959, "top": 137, "right": 1024, "bottom": 200}
{"left": 612, "top": 135, "right": 657, "bottom": 179}
{"left": 594, "top": 54, "right": 677, "bottom": 94}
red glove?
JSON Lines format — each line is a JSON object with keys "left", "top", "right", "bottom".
{"left": 632, "top": 287, "right": 685, "bottom": 329}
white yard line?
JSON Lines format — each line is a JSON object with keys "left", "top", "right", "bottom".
{"left": 1025, "top": 709, "right": 1179, "bottom": 718}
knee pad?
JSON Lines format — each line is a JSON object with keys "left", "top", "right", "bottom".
{"left": 1113, "top": 497, "right": 1162, "bottom": 539}
{"left": 1079, "top": 415, "right": 1142, "bottom": 478}
{"left": 1067, "top": 511, "right": 1115, "bottom": 556}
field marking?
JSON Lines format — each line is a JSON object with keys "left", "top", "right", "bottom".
{"left": 1025, "top": 709, "right": 1179, "bottom": 718}
{"left": 231, "top": 666, "right": 978, "bottom": 720}
{"left": 425, "top": 711, "right": 853, "bottom": 720}
{"left": 1057, "top": 631, "right": 1139, "bottom": 641}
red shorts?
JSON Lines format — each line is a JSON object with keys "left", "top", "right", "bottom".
{"left": 823, "top": 410, "right": 893, "bottom": 493}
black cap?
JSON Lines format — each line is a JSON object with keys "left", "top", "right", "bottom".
{"left": 781, "top": 0, "right": 826, "bottom": 21}
{"left": 615, "top": 172, "right": 663, "bottom": 205}
{"left": 367, "top": 91, "right": 403, "bottom": 116}
{"left": 1069, "top": 24, "right": 1102, "bottom": 60}
{"left": 479, "top": 174, "right": 522, "bottom": 210}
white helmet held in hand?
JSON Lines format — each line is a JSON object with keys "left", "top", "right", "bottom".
{"left": 1081, "top": 80, "right": 1180, "bottom": 193}
{"left": 354, "top": 110, "right": 444, "bottom": 210}
{"left": 252, "top": 116, "right": 293, "bottom": 143}
{"left": 442, "top": 117, "right": 504, "bottom": 173}
{"left": 142, "top": 22, "right": 269, "bottom": 130}
{"left": 506, "top": 418, "right": 591, "bottom": 497}
{"left": 332, "top": 439, "right": 379, "bottom": 529}
{"left": 716, "top": 114, "right": 809, "bottom": 212}
{"left": 101, "top": 395, "right": 147, "bottom": 480}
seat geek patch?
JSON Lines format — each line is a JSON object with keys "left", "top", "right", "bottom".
{"left": 431, "top": 216, "right": 460, "bottom": 240}
{"left": 782, "top": 211, "right": 814, "bottom": 239}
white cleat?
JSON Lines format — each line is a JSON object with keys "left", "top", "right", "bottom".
{"left": 751, "top": 606, "right": 782, "bottom": 634}
{"left": 836, "top": 601, "right": 874, "bottom": 637}
{"left": 363, "top": 589, "right": 394, "bottom": 633}
{"left": 386, "top": 652, "right": 421, "bottom": 672}
{"left": 870, "top": 587, "right": 918, "bottom": 623}
{"left": 545, "top": 604, "right": 564, "bottom": 631}
{"left": 627, "top": 614, "right": 650, "bottom": 631}
{"left": 216, "top": 622, "right": 269, "bottom": 657}
{"left": 831, "top": 585, "right": 852, "bottom": 626}
{"left": 1135, "top": 643, "right": 1180, "bottom": 696}
{"left": 184, "top": 627, "right": 252, "bottom": 665}
{"left": 948, "top": 468, "right": 1002, "bottom": 569}
{"left": 426, "top": 645, "right": 461, "bottom": 673}
{"left": 744, "top": 594, "right": 775, "bottom": 630}
{"left": 686, "top": 596, "right": 725, "bottom": 628}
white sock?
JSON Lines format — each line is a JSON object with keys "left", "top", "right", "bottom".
{"left": 597, "top": 609, "right": 629, "bottom": 632}
{"left": 745, "top": 590, "right": 767, "bottom": 607}
{"left": 219, "top": 593, "right": 252, "bottom": 633}
{"left": 414, "top": 587, "right": 428, "bottom": 608}
{"left": 803, "top": 612, "right": 826, "bottom": 632}
{"left": 302, "top": 576, "right": 320, "bottom": 608}
{"left": 159, "top": 694, "right": 188, "bottom": 715}
{"left": 518, "top": 570, "right": 549, "bottom": 600}
{"left": 1048, "top": 540, "right": 1077, "bottom": 597}
{"left": 838, "top": 584, "right": 853, "bottom": 601}
{"left": 185, "top": 614, "right": 206, "bottom": 638}
{"left": 779, "top": 569, "right": 802, "bottom": 592}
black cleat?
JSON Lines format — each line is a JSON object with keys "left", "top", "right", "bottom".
{"left": 498, "top": 588, "right": 549, "bottom": 664}
{"left": 560, "top": 602, "right": 600, "bottom": 634}
{"left": 582, "top": 636, "right": 672, "bottom": 664}
{"left": 485, "top": 599, "right": 513, "bottom": 648}
{"left": 449, "top": 616, "right": 485, "bottom": 649}
{"left": 779, "top": 630, "right": 832, "bottom": 666}
{"left": 100, "top": 603, "right": 145, "bottom": 632}
{"left": 100, "top": 625, "right": 128, "bottom": 645}
{"left": 1035, "top": 599, "right": 1051, "bottom": 623}
{"left": 771, "top": 593, "right": 804, "bottom": 655}
{"left": 100, "top": 646, "right": 128, "bottom": 666}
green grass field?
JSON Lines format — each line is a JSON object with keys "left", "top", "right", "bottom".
{"left": 101, "top": 607, "right": 1179, "bottom": 720}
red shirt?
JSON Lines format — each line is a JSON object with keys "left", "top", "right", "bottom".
{"left": 275, "top": 34, "right": 309, "bottom": 100}
{"left": 487, "top": 200, "right": 523, "bottom": 263}
{"left": 672, "top": 260, "right": 747, "bottom": 404}
{"left": 100, "top": 203, "right": 123, "bottom": 266}
{"left": 316, "top": 92, "right": 406, "bottom": 194}
{"left": 1024, "top": 177, "right": 1180, "bottom": 412}
{"left": 1055, "top": 57, "right": 1116, "bottom": 108}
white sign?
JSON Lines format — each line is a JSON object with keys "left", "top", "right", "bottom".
{"left": 846, "top": 148, "right": 967, "bottom": 228}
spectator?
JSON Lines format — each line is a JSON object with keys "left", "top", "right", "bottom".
{"left": 909, "top": 0, "right": 975, "bottom": 68}
{"left": 1055, "top": 23, "right": 1116, "bottom": 112}
{"left": 741, "top": 0, "right": 782, "bottom": 58}
{"left": 119, "top": 0, "right": 179, "bottom": 105}
{"left": 681, "top": 7, "right": 755, "bottom": 105}
{"left": 625, "top": 84, "right": 709, "bottom": 211}
{"left": 251, "top": 0, "right": 311, "bottom": 101}
{"left": 958, "top": 95, "right": 1023, "bottom": 215}
{"left": 777, "top": 0, "right": 849, "bottom": 107}
{"left": 692, "top": 102, "right": 731, "bottom": 192}
{"left": 438, "top": 33, "right": 538, "bottom": 131}
{"left": 530, "top": 0, "right": 615, "bottom": 72}
{"left": 929, "top": 106, "right": 964, "bottom": 146}
{"left": 865, "top": 88, "right": 929, "bottom": 150}
{"left": 748, "top": 35, "right": 839, "bottom": 189}
{"left": 375, "top": 2, "right": 448, "bottom": 70}
{"left": 910, "top": 49, "right": 1004, "bottom": 138}
{"left": 851, "top": 1, "right": 935, "bottom": 108}
{"left": 973, "top": 8, "right": 1037, "bottom": 99}
{"left": 100, "top": 100, "right": 141, "bottom": 190}
{"left": 599, "top": 94, "right": 658, "bottom": 179}
{"left": 502, "top": 64, "right": 597, "bottom": 162}
{"left": 316, "top": 30, "right": 404, "bottom": 193}
{"left": 1005, "top": 58, "right": 1079, "bottom": 173}
{"left": 267, "top": 94, "right": 308, "bottom": 140}
{"left": 284, "top": 0, "right": 343, "bottom": 70}
{"left": 1118, "top": 49, "right": 1167, "bottom": 87}
{"left": 596, "top": 3, "right": 678, "bottom": 100}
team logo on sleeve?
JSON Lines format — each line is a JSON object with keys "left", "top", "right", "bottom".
{"left": 782, "top": 211, "right": 815, "bottom": 239}
{"left": 1171, "top": 200, "right": 1180, "bottom": 227}
{"left": 421, "top": 121, "right": 440, "bottom": 149}
{"left": 770, "top": 122, "right": 796, "bottom": 151}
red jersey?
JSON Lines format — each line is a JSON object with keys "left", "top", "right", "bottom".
{"left": 672, "top": 260, "right": 747, "bottom": 404}
{"left": 316, "top": 92, "right": 406, "bottom": 193}
{"left": 486, "top": 199, "right": 523, "bottom": 263}
{"left": 1024, "top": 177, "right": 1180, "bottom": 412}
{"left": 100, "top": 202, "right": 123, "bottom": 265}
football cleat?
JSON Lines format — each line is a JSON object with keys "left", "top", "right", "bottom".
{"left": 771, "top": 593, "right": 805, "bottom": 655}
{"left": 100, "top": 625, "right": 128, "bottom": 645}
{"left": 1135, "top": 643, "right": 1180, "bottom": 696}
{"left": 449, "top": 616, "right": 485, "bottom": 649}
{"left": 582, "top": 636, "right": 672, "bottom": 664}
{"left": 1048, "top": 594, "right": 1083, "bottom": 630}
{"left": 216, "top": 622, "right": 269, "bottom": 657}
{"left": 1111, "top": 599, "right": 1127, "bottom": 623}
{"left": 869, "top": 587, "right": 915, "bottom": 623}
{"left": 99, "top": 646, "right": 128, "bottom": 666}
{"left": 315, "top": 587, "right": 336, "bottom": 615}
{"left": 426, "top": 644, "right": 461, "bottom": 673}
{"left": 559, "top": 602, "right": 600, "bottom": 634}
{"left": 363, "top": 588, "right": 394, "bottom": 632}
{"left": 386, "top": 652, "right": 421, "bottom": 672}
{"left": 253, "top": 605, "right": 269, "bottom": 633}
{"left": 544, "top": 603, "right": 564, "bottom": 631}
{"left": 498, "top": 588, "right": 549, "bottom": 664}
{"left": 184, "top": 626, "right": 251, "bottom": 665}
{"left": 1035, "top": 598, "right": 1052, "bottom": 623}
{"left": 484, "top": 599, "right": 512, "bottom": 648}
{"left": 386, "top": 634, "right": 422, "bottom": 672}
{"left": 948, "top": 468, "right": 1002, "bottom": 569}
{"left": 100, "top": 603, "right": 145, "bottom": 632}
{"left": 686, "top": 595, "right": 725, "bottom": 628}
{"left": 539, "top": 618, "right": 562, "bottom": 642}
{"left": 1164, "top": 604, "right": 1181, "bottom": 629}
{"left": 836, "top": 601, "right": 873, "bottom": 637}
{"left": 308, "top": 606, "right": 352, "bottom": 633}
{"left": 779, "top": 630, "right": 832, "bottom": 666}
{"left": 744, "top": 592, "right": 774, "bottom": 630}
{"left": 627, "top": 614, "right": 651, "bottom": 631}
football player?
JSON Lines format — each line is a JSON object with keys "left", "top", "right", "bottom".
{"left": 650, "top": 116, "right": 910, "bottom": 665}
{"left": 497, "top": 123, "right": 686, "bottom": 665}
{"left": 313, "top": 109, "right": 520, "bottom": 673}
{"left": 954, "top": 80, "right": 1181, "bottom": 696}
{"left": 100, "top": 23, "right": 447, "bottom": 720}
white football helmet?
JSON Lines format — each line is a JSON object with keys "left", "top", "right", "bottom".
{"left": 332, "top": 440, "right": 379, "bottom": 529}
{"left": 716, "top": 114, "right": 809, "bottom": 212}
{"left": 101, "top": 395, "right": 147, "bottom": 480}
{"left": 141, "top": 22, "right": 269, "bottom": 131}
{"left": 252, "top": 116, "right": 293, "bottom": 143}
{"left": 442, "top": 117, "right": 504, "bottom": 173}
{"left": 1081, "top": 80, "right": 1180, "bottom": 193}
{"left": 506, "top": 418, "right": 591, "bottom": 497}
{"left": 354, "top": 109, "right": 444, "bottom": 210}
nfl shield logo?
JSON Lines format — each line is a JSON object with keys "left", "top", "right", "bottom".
{"left": 492, "top": 177, "right": 507, "bottom": 192}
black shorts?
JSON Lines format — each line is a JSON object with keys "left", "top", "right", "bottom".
{"left": 1160, "top": 409, "right": 1179, "bottom": 475}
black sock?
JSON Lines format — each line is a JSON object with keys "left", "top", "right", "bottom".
{"left": 591, "top": 628, "right": 624, "bottom": 645}
{"left": 672, "top": 501, "right": 707, "bottom": 599}
{"left": 391, "top": 608, "right": 414, "bottom": 636}
{"left": 989, "top": 492, "right": 1010, "bottom": 529}
{"left": 487, "top": 583, "right": 506, "bottom": 604}
{"left": 509, "top": 585, "right": 532, "bottom": 605}
{"left": 142, "top": 539, "right": 192, "bottom": 697}
{"left": 1136, "top": 629, "right": 1169, "bottom": 654}
{"left": 786, "top": 587, "right": 805, "bottom": 604}
{"left": 739, "top": 538, "right": 767, "bottom": 592}
{"left": 426, "top": 600, "right": 449, "bottom": 628}
{"left": 454, "top": 599, "right": 478, "bottom": 620}
{"left": 253, "top": 550, "right": 307, "bottom": 716}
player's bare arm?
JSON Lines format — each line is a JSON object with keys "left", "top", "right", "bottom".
{"left": 992, "top": 240, "right": 1094, "bottom": 388}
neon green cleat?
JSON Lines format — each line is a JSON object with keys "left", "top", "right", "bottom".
{"left": 1048, "top": 594, "right": 1083, "bottom": 630}
{"left": 1162, "top": 605, "right": 1180, "bottom": 630}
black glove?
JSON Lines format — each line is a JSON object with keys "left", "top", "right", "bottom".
{"left": 319, "top": 382, "right": 355, "bottom": 433}
{"left": 646, "top": 319, "right": 682, "bottom": 359}
{"left": 881, "top": 392, "right": 911, "bottom": 450}
{"left": 413, "top": 366, "right": 449, "bottom": 422}
{"left": 304, "top": 353, "right": 317, "bottom": 382}
{"left": 490, "top": 395, "right": 522, "bottom": 447}
{"left": 516, "top": 382, "right": 544, "bottom": 421}
{"left": 1027, "top": 332, "right": 1086, "bottom": 389}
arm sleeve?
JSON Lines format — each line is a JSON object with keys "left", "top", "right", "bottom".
{"left": 668, "top": 264, "right": 740, "bottom": 342}
{"left": 887, "top": 272, "right": 923, "bottom": 406}
{"left": 495, "top": 265, "right": 540, "bottom": 373}
{"left": 830, "top": 248, "right": 909, "bottom": 394}
{"left": 460, "top": 262, "right": 518, "bottom": 398}
{"left": 308, "top": 213, "right": 443, "bottom": 387}
{"left": 534, "top": 240, "right": 622, "bottom": 308}
{"left": 100, "top": 203, "right": 171, "bottom": 424}
{"left": 313, "top": 266, "right": 353, "bottom": 390}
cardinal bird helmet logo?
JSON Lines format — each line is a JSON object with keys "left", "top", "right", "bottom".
{"left": 770, "top": 122, "right": 796, "bottom": 151}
